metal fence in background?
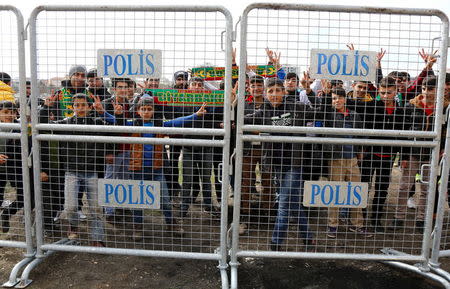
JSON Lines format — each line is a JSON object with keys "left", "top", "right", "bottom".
{"left": 28, "top": 5, "right": 233, "bottom": 289}
{"left": 230, "top": 3, "right": 449, "bottom": 289}
{"left": 0, "top": 5, "right": 35, "bottom": 288}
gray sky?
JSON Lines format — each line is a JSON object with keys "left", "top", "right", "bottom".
{"left": 3, "top": 0, "right": 449, "bottom": 82}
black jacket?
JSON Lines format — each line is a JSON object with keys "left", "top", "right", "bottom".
{"left": 39, "top": 107, "right": 112, "bottom": 173}
{"left": 324, "top": 109, "right": 363, "bottom": 159}
{"left": 244, "top": 95, "right": 313, "bottom": 170}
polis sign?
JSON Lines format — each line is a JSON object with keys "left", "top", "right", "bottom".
{"left": 97, "top": 49, "right": 162, "bottom": 78}
{"left": 303, "top": 181, "right": 368, "bottom": 208}
{"left": 98, "top": 179, "right": 160, "bottom": 209}
{"left": 310, "top": 49, "right": 377, "bottom": 82}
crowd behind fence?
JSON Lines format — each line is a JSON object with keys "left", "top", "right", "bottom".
{"left": 0, "top": 3, "right": 449, "bottom": 289}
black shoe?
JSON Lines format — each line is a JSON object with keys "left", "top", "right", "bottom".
{"left": 1, "top": 213, "right": 10, "bottom": 233}
{"left": 204, "top": 207, "right": 221, "bottom": 218}
{"left": 371, "top": 220, "right": 384, "bottom": 233}
{"left": 390, "top": 219, "right": 404, "bottom": 230}
{"left": 270, "top": 242, "right": 282, "bottom": 251}
{"left": 416, "top": 221, "right": 424, "bottom": 233}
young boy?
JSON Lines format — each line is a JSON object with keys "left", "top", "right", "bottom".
{"left": 244, "top": 78, "right": 314, "bottom": 250}
{"left": 0, "top": 101, "right": 28, "bottom": 233}
{"left": 40, "top": 93, "right": 114, "bottom": 246}
{"left": 324, "top": 87, "right": 372, "bottom": 238}
{"left": 393, "top": 76, "right": 439, "bottom": 232}
{"left": 360, "top": 77, "right": 410, "bottom": 232}
{"left": 98, "top": 96, "right": 207, "bottom": 240}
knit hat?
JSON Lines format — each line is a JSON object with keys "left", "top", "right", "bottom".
{"left": 173, "top": 71, "right": 189, "bottom": 81}
{"left": 69, "top": 65, "right": 87, "bottom": 78}
{"left": 86, "top": 68, "right": 98, "bottom": 78}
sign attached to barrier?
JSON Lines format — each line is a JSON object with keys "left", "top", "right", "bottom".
{"left": 97, "top": 49, "right": 162, "bottom": 78}
{"left": 98, "top": 179, "right": 160, "bottom": 209}
{"left": 151, "top": 89, "right": 224, "bottom": 106}
{"left": 309, "top": 49, "right": 377, "bottom": 82}
{"left": 303, "top": 181, "right": 368, "bottom": 208}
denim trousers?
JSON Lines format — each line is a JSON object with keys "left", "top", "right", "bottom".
{"left": 271, "top": 167, "right": 313, "bottom": 245}
{"left": 63, "top": 171, "right": 104, "bottom": 241}
{"left": 131, "top": 169, "right": 173, "bottom": 224}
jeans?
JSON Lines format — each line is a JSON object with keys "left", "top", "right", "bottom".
{"left": 181, "top": 147, "right": 213, "bottom": 216}
{"left": 131, "top": 169, "right": 173, "bottom": 224}
{"left": 63, "top": 171, "right": 104, "bottom": 241}
{"left": 271, "top": 167, "right": 312, "bottom": 245}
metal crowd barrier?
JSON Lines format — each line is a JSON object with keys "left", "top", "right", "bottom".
{"left": 28, "top": 5, "right": 233, "bottom": 289}
{"left": 230, "top": 3, "right": 449, "bottom": 289}
{"left": 0, "top": 5, "right": 35, "bottom": 288}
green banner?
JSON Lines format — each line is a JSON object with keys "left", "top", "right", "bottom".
{"left": 191, "top": 65, "right": 276, "bottom": 80}
{"left": 149, "top": 89, "right": 224, "bottom": 106}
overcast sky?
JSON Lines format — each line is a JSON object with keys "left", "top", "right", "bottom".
{"left": 12, "top": 0, "right": 449, "bottom": 22}
{"left": 3, "top": 0, "right": 449, "bottom": 82}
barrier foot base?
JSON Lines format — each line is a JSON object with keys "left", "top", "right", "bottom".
{"left": 430, "top": 266, "right": 450, "bottom": 283}
{"left": 382, "top": 261, "right": 450, "bottom": 289}
{"left": 2, "top": 257, "right": 35, "bottom": 288}
{"left": 12, "top": 239, "right": 72, "bottom": 288}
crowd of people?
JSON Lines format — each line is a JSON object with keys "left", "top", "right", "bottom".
{"left": 0, "top": 47, "right": 449, "bottom": 251}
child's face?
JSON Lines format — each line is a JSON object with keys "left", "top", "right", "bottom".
{"left": 266, "top": 84, "right": 285, "bottom": 106}
{"left": 138, "top": 105, "right": 154, "bottom": 121}
{"left": 284, "top": 77, "right": 298, "bottom": 91}
{"left": 0, "top": 108, "right": 16, "bottom": 123}
{"left": 249, "top": 82, "right": 264, "bottom": 97}
{"left": 422, "top": 86, "right": 437, "bottom": 105}
{"left": 331, "top": 94, "right": 346, "bottom": 112}
{"left": 352, "top": 82, "right": 368, "bottom": 98}
{"left": 114, "top": 81, "right": 132, "bottom": 102}
{"left": 379, "top": 86, "right": 397, "bottom": 104}
{"left": 72, "top": 98, "right": 91, "bottom": 117}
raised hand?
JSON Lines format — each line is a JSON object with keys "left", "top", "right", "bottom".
{"left": 419, "top": 48, "right": 438, "bottom": 69}
{"left": 196, "top": 102, "right": 208, "bottom": 117}
{"left": 376, "top": 48, "right": 386, "bottom": 68}
{"left": 0, "top": 154, "right": 8, "bottom": 165}
{"left": 301, "top": 71, "right": 312, "bottom": 88}
{"left": 320, "top": 79, "right": 332, "bottom": 95}
{"left": 92, "top": 94, "right": 105, "bottom": 114}
{"left": 113, "top": 97, "right": 123, "bottom": 115}
{"left": 232, "top": 47, "right": 237, "bottom": 65}
{"left": 44, "top": 93, "right": 58, "bottom": 107}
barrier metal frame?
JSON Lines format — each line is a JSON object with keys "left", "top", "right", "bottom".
{"left": 230, "top": 3, "right": 449, "bottom": 289}
{"left": 0, "top": 5, "right": 35, "bottom": 289}
{"left": 28, "top": 5, "right": 233, "bottom": 289}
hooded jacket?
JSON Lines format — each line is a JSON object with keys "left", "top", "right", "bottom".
{"left": 244, "top": 95, "right": 313, "bottom": 170}
{"left": 0, "top": 81, "right": 15, "bottom": 103}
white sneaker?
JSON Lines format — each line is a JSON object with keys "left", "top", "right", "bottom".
{"left": 78, "top": 210, "right": 87, "bottom": 221}
{"left": 407, "top": 197, "right": 416, "bottom": 209}
{"left": 239, "top": 223, "right": 248, "bottom": 235}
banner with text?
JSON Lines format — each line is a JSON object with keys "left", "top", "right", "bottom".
{"left": 150, "top": 89, "right": 224, "bottom": 106}
{"left": 191, "top": 65, "right": 277, "bottom": 80}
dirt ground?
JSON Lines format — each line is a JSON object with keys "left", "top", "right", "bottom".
{"left": 1, "top": 167, "right": 450, "bottom": 288}
{"left": 0, "top": 248, "right": 447, "bottom": 289}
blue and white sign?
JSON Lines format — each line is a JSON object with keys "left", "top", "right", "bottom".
{"left": 98, "top": 179, "right": 160, "bottom": 209}
{"left": 97, "top": 49, "right": 162, "bottom": 78}
{"left": 303, "top": 181, "right": 368, "bottom": 208}
{"left": 310, "top": 49, "right": 377, "bottom": 82}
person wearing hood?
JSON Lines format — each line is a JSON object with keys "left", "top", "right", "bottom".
{"left": 42, "top": 65, "right": 91, "bottom": 121}
{"left": 87, "top": 69, "right": 111, "bottom": 101}
{"left": 39, "top": 65, "right": 91, "bottom": 232}
{"left": 0, "top": 72, "right": 15, "bottom": 103}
